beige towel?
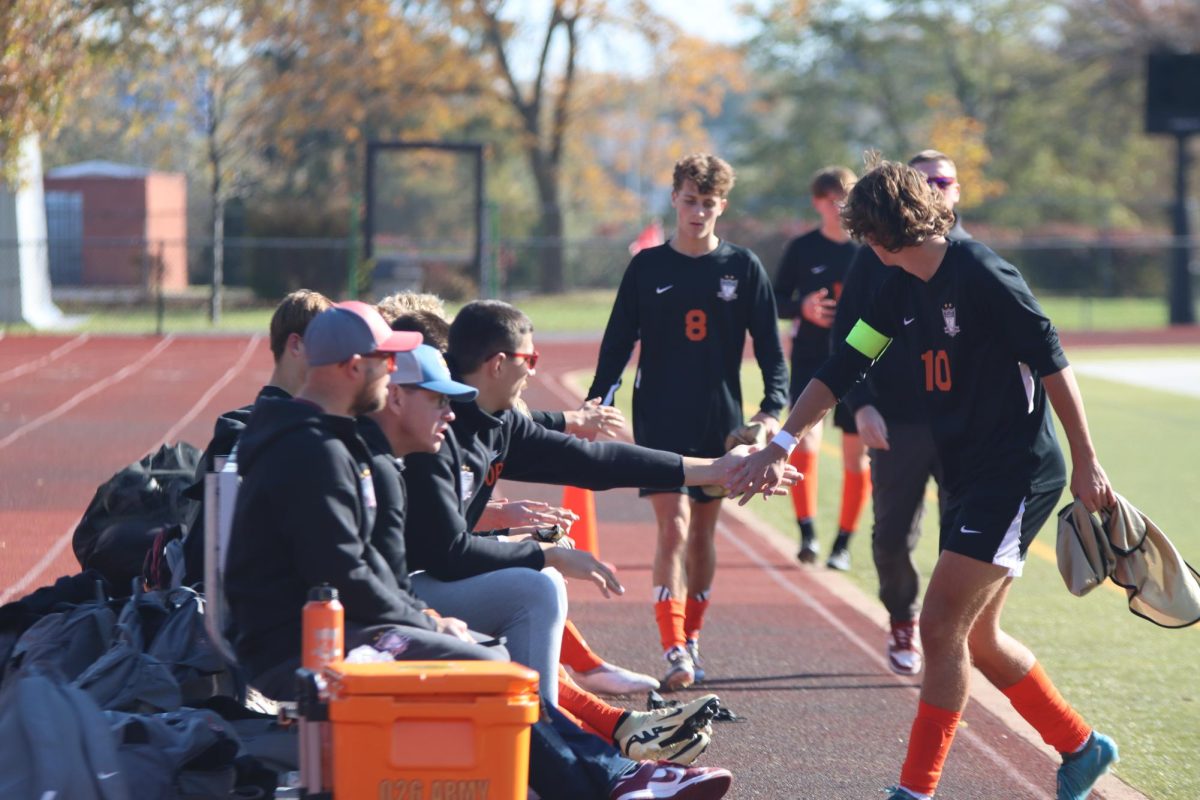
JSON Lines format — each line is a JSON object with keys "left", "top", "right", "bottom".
{"left": 1057, "top": 494, "right": 1200, "bottom": 628}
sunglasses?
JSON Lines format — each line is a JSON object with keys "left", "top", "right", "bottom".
{"left": 926, "top": 176, "right": 957, "bottom": 189}
{"left": 363, "top": 351, "right": 397, "bottom": 373}
{"left": 399, "top": 385, "right": 453, "bottom": 408}
{"left": 498, "top": 351, "right": 539, "bottom": 370}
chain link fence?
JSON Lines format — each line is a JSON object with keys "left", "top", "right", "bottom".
{"left": 2, "top": 232, "right": 1197, "bottom": 334}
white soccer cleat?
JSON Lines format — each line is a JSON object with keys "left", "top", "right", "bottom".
{"left": 569, "top": 661, "right": 661, "bottom": 696}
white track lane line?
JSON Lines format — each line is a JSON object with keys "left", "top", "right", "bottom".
{"left": 157, "top": 334, "right": 262, "bottom": 446}
{"left": 0, "top": 335, "right": 261, "bottom": 605}
{"left": 0, "top": 333, "right": 91, "bottom": 385}
{"left": 538, "top": 367, "right": 1049, "bottom": 795}
{"left": 714, "top": 515, "right": 1047, "bottom": 796}
{"left": 0, "top": 335, "right": 175, "bottom": 451}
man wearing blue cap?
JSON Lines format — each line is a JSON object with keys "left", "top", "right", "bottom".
{"left": 225, "top": 302, "right": 505, "bottom": 699}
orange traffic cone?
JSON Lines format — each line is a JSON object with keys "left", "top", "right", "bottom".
{"left": 561, "top": 485, "right": 599, "bottom": 557}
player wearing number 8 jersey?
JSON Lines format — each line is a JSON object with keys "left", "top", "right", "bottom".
{"left": 588, "top": 153, "right": 788, "bottom": 689}
{"left": 725, "top": 158, "right": 1119, "bottom": 799}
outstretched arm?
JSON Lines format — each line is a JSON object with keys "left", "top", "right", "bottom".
{"left": 722, "top": 377, "right": 838, "bottom": 504}
{"left": 1043, "top": 367, "right": 1114, "bottom": 513}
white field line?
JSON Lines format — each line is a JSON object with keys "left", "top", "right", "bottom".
{"left": 0, "top": 333, "right": 91, "bottom": 385}
{"left": 714, "top": 514, "right": 1047, "bottom": 796}
{"left": 0, "top": 335, "right": 175, "bottom": 451}
{"left": 0, "top": 335, "right": 260, "bottom": 605}
{"left": 157, "top": 334, "right": 262, "bottom": 446}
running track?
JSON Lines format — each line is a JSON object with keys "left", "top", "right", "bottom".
{"left": 0, "top": 332, "right": 1160, "bottom": 798}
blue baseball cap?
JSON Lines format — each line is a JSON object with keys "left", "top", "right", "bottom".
{"left": 391, "top": 344, "right": 478, "bottom": 401}
{"left": 304, "top": 301, "right": 422, "bottom": 366}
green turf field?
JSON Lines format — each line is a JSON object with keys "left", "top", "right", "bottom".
{"left": 599, "top": 346, "right": 1200, "bottom": 800}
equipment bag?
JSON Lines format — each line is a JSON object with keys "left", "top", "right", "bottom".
{"left": 73, "top": 442, "right": 202, "bottom": 596}
{"left": 0, "top": 664, "right": 132, "bottom": 800}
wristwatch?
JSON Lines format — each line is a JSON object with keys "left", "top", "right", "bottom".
{"left": 533, "top": 525, "right": 566, "bottom": 543}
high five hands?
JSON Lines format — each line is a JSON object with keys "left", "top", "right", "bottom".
{"left": 716, "top": 444, "right": 800, "bottom": 505}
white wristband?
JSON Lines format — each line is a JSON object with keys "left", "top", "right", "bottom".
{"left": 770, "top": 430, "right": 798, "bottom": 456}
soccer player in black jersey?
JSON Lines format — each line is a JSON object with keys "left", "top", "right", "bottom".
{"left": 833, "top": 150, "right": 970, "bottom": 677}
{"left": 774, "top": 166, "right": 869, "bottom": 570}
{"left": 726, "top": 159, "right": 1118, "bottom": 800}
{"left": 588, "top": 153, "right": 788, "bottom": 690}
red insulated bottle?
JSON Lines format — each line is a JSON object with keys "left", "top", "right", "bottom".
{"left": 302, "top": 584, "right": 344, "bottom": 671}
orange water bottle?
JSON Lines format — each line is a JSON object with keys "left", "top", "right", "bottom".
{"left": 302, "top": 584, "right": 344, "bottom": 671}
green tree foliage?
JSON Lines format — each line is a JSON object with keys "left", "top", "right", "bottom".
{"left": 0, "top": 0, "right": 138, "bottom": 181}
{"left": 735, "top": 0, "right": 1192, "bottom": 232}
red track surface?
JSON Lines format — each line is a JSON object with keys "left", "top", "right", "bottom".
{"left": 0, "top": 332, "right": 1156, "bottom": 798}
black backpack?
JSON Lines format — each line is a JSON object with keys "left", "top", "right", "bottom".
{"left": 73, "top": 442, "right": 202, "bottom": 596}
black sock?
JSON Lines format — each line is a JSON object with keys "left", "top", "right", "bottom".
{"left": 832, "top": 530, "right": 851, "bottom": 553}
{"left": 798, "top": 518, "right": 816, "bottom": 544}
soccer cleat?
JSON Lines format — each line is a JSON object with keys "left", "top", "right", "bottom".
{"left": 882, "top": 787, "right": 920, "bottom": 800}
{"left": 609, "top": 761, "right": 732, "bottom": 800}
{"left": 570, "top": 661, "right": 662, "bottom": 696}
{"left": 797, "top": 536, "right": 819, "bottom": 564}
{"left": 614, "top": 693, "right": 722, "bottom": 764}
{"left": 1057, "top": 731, "right": 1118, "bottom": 800}
{"left": 826, "top": 547, "right": 851, "bottom": 571}
{"left": 662, "top": 645, "right": 696, "bottom": 691}
{"left": 685, "top": 640, "right": 706, "bottom": 683}
{"left": 886, "top": 620, "right": 923, "bottom": 676}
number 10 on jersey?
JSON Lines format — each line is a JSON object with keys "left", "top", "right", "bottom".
{"left": 921, "top": 349, "right": 952, "bottom": 391}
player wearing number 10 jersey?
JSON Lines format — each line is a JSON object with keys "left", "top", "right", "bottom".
{"left": 588, "top": 153, "right": 788, "bottom": 689}
{"left": 725, "top": 159, "right": 1117, "bottom": 799}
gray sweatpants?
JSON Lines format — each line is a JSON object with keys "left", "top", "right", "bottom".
{"left": 411, "top": 566, "right": 568, "bottom": 704}
{"left": 869, "top": 422, "right": 947, "bottom": 623}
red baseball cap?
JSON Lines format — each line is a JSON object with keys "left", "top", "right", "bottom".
{"left": 304, "top": 301, "right": 422, "bottom": 366}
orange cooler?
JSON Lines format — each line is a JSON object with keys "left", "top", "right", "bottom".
{"left": 323, "top": 661, "right": 540, "bottom": 800}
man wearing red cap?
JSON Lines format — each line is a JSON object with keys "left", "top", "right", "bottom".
{"left": 225, "top": 302, "right": 504, "bottom": 699}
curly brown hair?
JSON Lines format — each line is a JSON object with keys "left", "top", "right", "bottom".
{"left": 840, "top": 159, "right": 953, "bottom": 252}
{"left": 672, "top": 153, "right": 736, "bottom": 196}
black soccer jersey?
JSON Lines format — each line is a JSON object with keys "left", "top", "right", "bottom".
{"left": 815, "top": 240, "right": 1068, "bottom": 495}
{"left": 774, "top": 229, "right": 860, "bottom": 361}
{"left": 588, "top": 241, "right": 788, "bottom": 457}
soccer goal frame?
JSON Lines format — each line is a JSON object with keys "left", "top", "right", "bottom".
{"left": 363, "top": 140, "right": 488, "bottom": 298}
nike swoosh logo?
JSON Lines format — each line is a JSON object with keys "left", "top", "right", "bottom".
{"left": 656, "top": 285, "right": 673, "bottom": 294}
{"left": 903, "top": 317, "right": 915, "bottom": 326}
{"left": 960, "top": 526, "right": 982, "bottom": 535}
{"left": 811, "top": 265, "right": 827, "bottom": 273}
{"left": 98, "top": 772, "right": 119, "bottom": 780}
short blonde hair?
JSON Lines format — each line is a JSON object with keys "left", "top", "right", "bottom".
{"left": 269, "top": 289, "right": 332, "bottom": 361}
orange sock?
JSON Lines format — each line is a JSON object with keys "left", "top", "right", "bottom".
{"left": 555, "top": 701, "right": 605, "bottom": 739}
{"left": 999, "top": 662, "right": 1091, "bottom": 753}
{"left": 837, "top": 467, "right": 871, "bottom": 532}
{"left": 560, "top": 619, "right": 605, "bottom": 673}
{"left": 557, "top": 668, "right": 627, "bottom": 741}
{"left": 684, "top": 592, "right": 711, "bottom": 642}
{"left": 899, "top": 700, "right": 961, "bottom": 797}
{"left": 788, "top": 448, "right": 819, "bottom": 521}
{"left": 654, "top": 596, "right": 686, "bottom": 651}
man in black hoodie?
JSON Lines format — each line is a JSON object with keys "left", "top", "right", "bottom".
{"left": 224, "top": 301, "right": 503, "bottom": 700}
{"left": 182, "top": 289, "right": 332, "bottom": 585}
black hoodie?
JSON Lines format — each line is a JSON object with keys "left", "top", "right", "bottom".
{"left": 225, "top": 397, "right": 435, "bottom": 684}
{"left": 402, "top": 399, "right": 685, "bottom": 581}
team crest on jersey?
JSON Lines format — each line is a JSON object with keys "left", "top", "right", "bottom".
{"left": 717, "top": 275, "right": 738, "bottom": 301}
{"left": 942, "top": 303, "right": 961, "bottom": 337}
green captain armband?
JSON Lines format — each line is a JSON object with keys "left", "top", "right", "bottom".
{"left": 845, "top": 320, "right": 890, "bottom": 360}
